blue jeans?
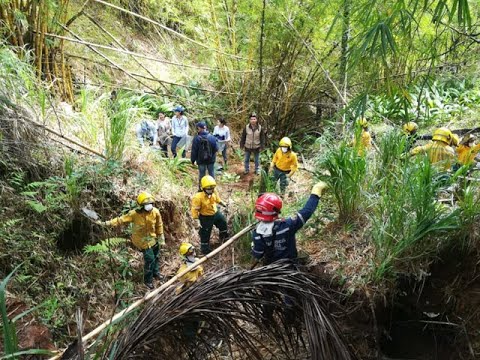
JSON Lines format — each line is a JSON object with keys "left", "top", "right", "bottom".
{"left": 171, "top": 136, "right": 186, "bottom": 158}
{"left": 198, "top": 163, "right": 215, "bottom": 188}
{"left": 244, "top": 149, "right": 260, "bottom": 172}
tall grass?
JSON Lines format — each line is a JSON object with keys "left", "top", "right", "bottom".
{"left": 321, "top": 143, "right": 367, "bottom": 224}
{"left": 369, "top": 141, "right": 460, "bottom": 281}
{"left": 103, "top": 92, "right": 135, "bottom": 161}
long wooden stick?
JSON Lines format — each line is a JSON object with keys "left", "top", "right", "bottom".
{"left": 26, "top": 119, "right": 105, "bottom": 158}
{"left": 92, "top": 0, "right": 247, "bottom": 60}
{"left": 49, "top": 223, "right": 256, "bottom": 359}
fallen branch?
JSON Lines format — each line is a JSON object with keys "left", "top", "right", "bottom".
{"left": 49, "top": 223, "right": 257, "bottom": 359}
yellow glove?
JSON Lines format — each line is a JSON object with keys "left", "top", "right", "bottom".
{"left": 158, "top": 233, "right": 166, "bottom": 246}
{"left": 311, "top": 181, "right": 328, "bottom": 197}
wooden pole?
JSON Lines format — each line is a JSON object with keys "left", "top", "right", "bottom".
{"left": 49, "top": 223, "right": 256, "bottom": 359}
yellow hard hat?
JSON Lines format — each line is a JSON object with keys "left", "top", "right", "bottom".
{"left": 200, "top": 175, "right": 216, "bottom": 190}
{"left": 402, "top": 121, "right": 418, "bottom": 134}
{"left": 137, "top": 192, "right": 154, "bottom": 205}
{"left": 432, "top": 127, "right": 452, "bottom": 144}
{"left": 179, "top": 242, "right": 194, "bottom": 257}
{"left": 279, "top": 137, "right": 292, "bottom": 148}
{"left": 450, "top": 133, "right": 459, "bottom": 147}
{"left": 357, "top": 117, "right": 368, "bottom": 128}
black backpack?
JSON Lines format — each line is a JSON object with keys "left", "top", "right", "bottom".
{"left": 198, "top": 135, "right": 213, "bottom": 162}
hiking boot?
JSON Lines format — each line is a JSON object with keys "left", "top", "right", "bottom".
{"left": 153, "top": 272, "right": 164, "bottom": 281}
{"left": 201, "top": 243, "right": 211, "bottom": 255}
{"left": 145, "top": 282, "right": 154, "bottom": 290}
{"left": 255, "top": 169, "right": 260, "bottom": 175}
{"left": 243, "top": 170, "right": 249, "bottom": 175}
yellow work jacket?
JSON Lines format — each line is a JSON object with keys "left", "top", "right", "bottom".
{"left": 457, "top": 143, "right": 480, "bottom": 166}
{"left": 105, "top": 208, "right": 163, "bottom": 250}
{"left": 353, "top": 130, "right": 372, "bottom": 156}
{"left": 191, "top": 190, "right": 222, "bottom": 218}
{"left": 410, "top": 141, "right": 455, "bottom": 170}
{"left": 176, "top": 260, "right": 204, "bottom": 294}
{"left": 271, "top": 148, "right": 298, "bottom": 174}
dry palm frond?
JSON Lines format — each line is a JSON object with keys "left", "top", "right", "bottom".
{"left": 106, "top": 262, "right": 352, "bottom": 360}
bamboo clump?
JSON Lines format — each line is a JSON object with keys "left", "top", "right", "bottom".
{"left": 0, "top": 0, "right": 74, "bottom": 102}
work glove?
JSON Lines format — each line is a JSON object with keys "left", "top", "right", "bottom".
{"left": 96, "top": 220, "right": 106, "bottom": 226}
{"left": 194, "top": 219, "right": 202, "bottom": 229}
{"left": 158, "top": 233, "right": 166, "bottom": 246}
{"left": 311, "top": 181, "right": 328, "bottom": 197}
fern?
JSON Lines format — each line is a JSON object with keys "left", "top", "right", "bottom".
{"left": 84, "top": 238, "right": 128, "bottom": 254}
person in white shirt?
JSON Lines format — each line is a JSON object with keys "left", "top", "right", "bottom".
{"left": 171, "top": 106, "right": 188, "bottom": 158}
{"left": 136, "top": 120, "right": 157, "bottom": 147}
{"left": 213, "top": 117, "right": 231, "bottom": 166}
{"left": 157, "top": 112, "right": 171, "bottom": 157}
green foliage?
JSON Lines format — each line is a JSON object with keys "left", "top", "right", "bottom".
{"left": 84, "top": 238, "right": 128, "bottom": 254}
{"left": 320, "top": 144, "right": 367, "bottom": 224}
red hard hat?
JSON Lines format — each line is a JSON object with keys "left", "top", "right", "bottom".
{"left": 254, "top": 193, "right": 282, "bottom": 222}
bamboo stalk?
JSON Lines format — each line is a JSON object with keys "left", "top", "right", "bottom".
{"left": 18, "top": 117, "right": 106, "bottom": 158}
{"left": 92, "top": 0, "right": 247, "bottom": 60}
{"left": 59, "top": 24, "right": 158, "bottom": 93}
{"left": 42, "top": 31, "right": 257, "bottom": 74}
{"left": 65, "top": 53, "right": 239, "bottom": 95}
{"left": 49, "top": 223, "right": 257, "bottom": 360}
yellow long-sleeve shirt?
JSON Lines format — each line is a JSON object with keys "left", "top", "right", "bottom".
{"left": 191, "top": 190, "right": 222, "bottom": 218}
{"left": 270, "top": 148, "right": 298, "bottom": 174}
{"left": 175, "top": 260, "right": 204, "bottom": 294}
{"left": 353, "top": 130, "right": 372, "bottom": 156}
{"left": 457, "top": 143, "right": 480, "bottom": 166}
{"left": 105, "top": 208, "right": 163, "bottom": 250}
{"left": 410, "top": 141, "right": 455, "bottom": 170}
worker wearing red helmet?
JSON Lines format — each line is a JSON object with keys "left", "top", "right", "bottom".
{"left": 251, "top": 181, "right": 327, "bottom": 265}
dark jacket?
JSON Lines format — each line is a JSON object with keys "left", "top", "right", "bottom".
{"left": 191, "top": 130, "right": 218, "bottom": 165}
{"left": 251, "top": 194, "right": 320, "bottom": 264}
{"left": 240, "top": 124, "right": 265, "bottom": 151}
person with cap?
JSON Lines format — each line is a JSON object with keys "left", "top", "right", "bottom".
{"left": 191, "top": 121, "right": 218, "bottom": 188}
{"left": 157, "top": 112, "right": 172, "bottom": 157}
{"left": 213, "top": 117, "right": 231, "bottom": 167}
{"left": 402, "top": 121, "right": 419, "bottom": 152}
{"left": 136, "top": 120, "right": 158, "bottom": 147}
{"left": 457, "top": 134, "right": 480, "bottom": 167}
{"left": 251, "top": 181, "right": 327, "bottom": 266}
{"left": 410, "top": 127, "right": 455, "bottom": 171}
{"left": 240, "top": 113, "right": 265, "bottom": 175}
{"left": 269, "top": 137, "right": 298, "bottom": 193}
{"left": 97, "top": 192, "right": 165, "bottom": 290}
{"left": 191, "top": 175, "right": 228, "bottom": 255}
{"left": 352, "top": 118, "right": 372, "bottom": 156}
{"left": 171, "top": 106, "right": 189, "bottom": 158}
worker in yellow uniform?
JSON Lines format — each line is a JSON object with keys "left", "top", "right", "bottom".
{"left": 410, "top": 127, "right": 455, "bottom": 171}
{"left": 457, "top": 134, "right": 480, "bottom": 167}
{"left": 176, "top": 243, "right": 204, "bottom": 344}
{"left": 191, "top": 176, "right": 228, "bottom": 255}
{"left": 403, "top": 121, "right": 419, "bottom": 152}
{"left": 269, "top": 137, "right": 298, "bottom": 193}
{"left": 98, "top": 192, "right": 165, "bottom": 290}
{"left": 176, "top": 242, "right": 204, "bottom": 293}
{"left": 352, "top": 118, "right": 372, "bottom": 156}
